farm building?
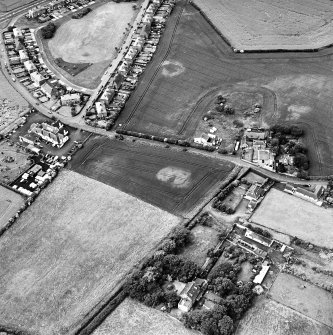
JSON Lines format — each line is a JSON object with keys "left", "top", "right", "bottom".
{"left": 253, "top": 261, "right": 270, "bottom": 285}
{"left": 244, "top": 129, "right": 267, "bottom": 141}
{"left": 61, "top": 93, "right": 80, "bottom": 106}
{"left": 284, "top": 184, "right": 325, "bottom": 206}
{"left": 178, "top": 278, "right": 207, "bottom": 312}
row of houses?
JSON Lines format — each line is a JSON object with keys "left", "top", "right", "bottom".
{"left": 86, "top": 0, "right": 175, "bottom": 128}
{"left": 3, "top": 27, "right": 86, "bottom": 111}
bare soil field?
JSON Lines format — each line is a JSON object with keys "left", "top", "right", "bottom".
{"left": 91, "top": 298, "right": 197, "bottom": 335}
{"left": 270, "top": 273, "right": 333, "bottom": 328}
{"left": 236, "top": 298, "right": 332, "bottom": 335}
{"left": 68, "top": 137, "right": 234, "bottom": 216}
{"left": 193, "top": 0, "right": 333, "bottom": 51}
{"left": 0, "top": 141, "right": 31, "bottom": 184}
{"left": 0, "top": 0, "right": 35, "bottom": 12}
{"left": 0, "top": 185, "right": 24, "bottom": 230}
{"left": 118, "top": 1, "right": 333, "bottom": 175}
{"left": 49, "top": 3, "right": 135, "bottom": 63}
{"left": 0, "top": 170, "right": 180, "bottom": 335}
{"left": 251, "top": 188, "right": 333, "bottom": 248}
{"left": 180, "top": 225, "right": 219, "bottom": 266}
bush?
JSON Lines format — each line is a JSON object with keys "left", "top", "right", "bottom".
{"left": 41, "top": 22, "right": 57, "bottom": 39}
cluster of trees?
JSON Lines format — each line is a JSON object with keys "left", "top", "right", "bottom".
{"left": 159, "top": 228, "right": 192, "bottom": 254}
{"left": 182, "top": 261, "right": 254, "bottom": 335}
{"left": 214, "top": 95, "right": 235, "bottom": 115}
{"left": 246, "top": 224, "right": 272, "bottom": 239}
{"left": 41, "top": 22, "right": 57, "bottom": 39}
{"left": 212, "top": 181, "right": 239, "bottom": 214}
{"left": 124, "top": 253, "right": 201, "bottom": 308}
{"left": 270, "top": 124, "right": 304, "bottom": 137}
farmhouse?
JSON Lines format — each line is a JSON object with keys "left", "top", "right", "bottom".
{"left": 178, "top": 278, "right": 207, "bottom": 312}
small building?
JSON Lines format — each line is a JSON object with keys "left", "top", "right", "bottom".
{"left": 284, "top": 184, "right": 325, "bottom": 206}
{"left": 61, "top": 93, "right": 80, "bottom": 106}
{"left": 19, "top": 49, "right": 29, "bottom": 62}
{"left": 245, "top": 128, "right": 267, "bottom": 141}
{"left": 245, "top": 229, "right": 272, "bottom": 247}
{"left": 253, "top": 261, "right": 270, "bottom": 284}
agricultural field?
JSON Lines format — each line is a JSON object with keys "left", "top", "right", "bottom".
{"left": 180, "top": 224, "right": 219, "bottom": 267}
{"left": 236, "top": 298, "right": 333, "bottom": 335}
{"left": 91, "top": 298, "right": 197, "bottom": 335}
{"left": 118, "top": 0, "right": 333, "bottom": 175}
{"left": 251, "top": 188, "right": 333, "bottom": 248}
{"left": 0, "top": 185, "right": 24, "bottom": 230}
{"left": 68, "top": 137, "right": 235, "bottom": 216}
{"left": 0, "top": 0, "right": 35, "bottom": 12}
{"left": 193, "top": 0, "right": 333, "bottom": 50}
{"left": 270, "top": 273, "right": 333, "bottom": 328}
{"left": 0, "top": 170, "right": 180, "bottom": 335}
{"left": 0, "top": 141, "right": 31, "bottom": 184}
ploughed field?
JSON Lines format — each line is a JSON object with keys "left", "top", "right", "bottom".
{"left": 118, "top": 0, "right": 333, "bottom": 175}
{"left": 0, "top": 170, "right": 180, "bottom": 335}
{"left": 68, "top": 136, "right": 234, "bottom": 216}
{"left": 193, "top": 0, "right": 333, "bottom": 51}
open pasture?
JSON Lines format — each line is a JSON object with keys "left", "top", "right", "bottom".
{"left": 0, "top": 185, "right": 24, "bottom": 230}
{"left": 0, "top": 170, "right": 180, "bottom": 335}
{"left": 118, "top": 1, "right": 333, "bottom": 175}
{"left": 91, "top": 298, "right": 197, "bottom": 335}
{"left": 68, "top": 137, "right": 234, "bottom": 216}
{"left": 251, "top": 188, "right": 333, "bottom": 248}
{"left": 270, "top": 273, "right": 333, "bottom": 328}
{"left": 236, "top": 298, "right": 332, "bottom": 335}
{"left": 193, "top": 0, "right": 333, "bottom": 51}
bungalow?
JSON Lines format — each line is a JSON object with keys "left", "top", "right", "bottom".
{"left": 30, "top": 72, "right": 47, "bottom": 85}
{"left": 19, "top": 50, "right": 29, "bottom": 63}
{"left": 178, "top": 278, "right": 207, "bottom": 313}
{"left": 24, "top": 60, "right": 37, "bottom": 73}
{"left": 9, "top": 56, "right": 21, "bottom": 65}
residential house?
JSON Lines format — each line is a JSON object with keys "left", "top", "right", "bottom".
{"left": 13, "top": 28, "right": 23, "bottom": 39}
{"left": 194, "top": 133, "right": 215, "bottom": 146}
{"left": 41, "top": 82, "right": 54, "bottom": 97}
{"left": 61, "top": 93, "right": 80, "bottom": 106}
{"left": 178, "top": 278, "right": 207, "bottom": 313}
{"left": 244, "top": 183, "right": 265, "bottom": 201}
{"left": 244, "top": 128, "right": 267, "bottom": 141}
{"left": 111, "top": 73, "right": 124, "bottom": 90}
{"left": 9, "top": 56, "right": 21, "bottom": 65}
{"left": 245, "top": 229, "right": 272, "bottom": 247}
{"left": 28, "top": 6, "right": 48, "bottom": 18}
{"left": 100, "top": 88, "right": 115, "bottom": 105}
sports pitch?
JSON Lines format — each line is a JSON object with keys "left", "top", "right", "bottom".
{"left": 0, "top": 170, "right": 180, "bottom": 335}
{"left": 68, "top": 137, "right": 235, "bottom": 216}
{"left": 251, "top": 188, "right": 333, "bottom": 248}
{"left": 49, "top": 2, "right": 136, "bottom": 63}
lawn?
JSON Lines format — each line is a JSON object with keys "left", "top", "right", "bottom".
{"left": 0, "top": 170, "right": 180, "bottom": 335}
{"left": 0, "top": 185, "right": 24, "bottom": 230}
{"left": 251, "top": 188, "right": 333, "bottom": 248}
{"left": 180, "top": 224, "right": 219, "bottom": 267}
{"left": 193, "top": 0, "right": 333, "bottom": 50}
{"left": 236, "top": 298, "right": 332, "bottom": 335}
{"left": 68, "top": 137, "right": 235, "bottom": 216}
{"left": 91, "top": 298, "right": 198, "bottom": 335}
{"left": 270, "top": 273, "right": 333, "bottom": 328}
{"left": 54, "top": 58, "right": 91, "bottom": 76}
{"left": 117, "top": 1, "right": 333, "bottom": 175}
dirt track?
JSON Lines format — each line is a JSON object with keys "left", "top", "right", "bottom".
{"left": 117, "top": 0, "right": 333, "bottom": 176}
